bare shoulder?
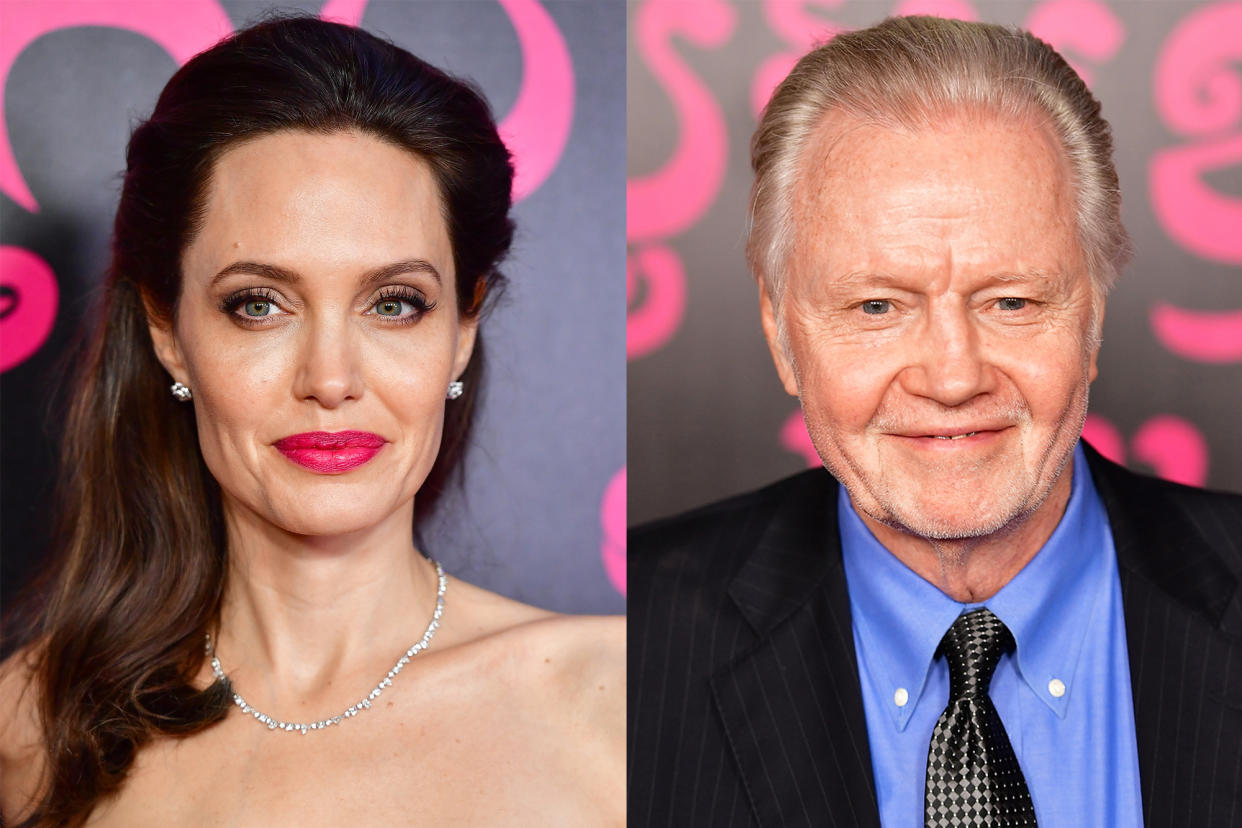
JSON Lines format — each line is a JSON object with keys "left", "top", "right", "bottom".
{"left": 529, "top": 613, "right": 625, "bottom": 750}
{"left": 0, "top": 646, "right": 46, "bottom": 822}
{"left": 444, "top": 582, "right": 624, "bottom": 820}
{"left": 444, "top": 575, "right": 624, "bottom": 734}
{"left": 445, "top": 575, "right": 623, "bottom": 676}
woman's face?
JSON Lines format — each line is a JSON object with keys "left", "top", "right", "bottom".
{"left": 149, "top": 129, "right": 474, "bottom": 539}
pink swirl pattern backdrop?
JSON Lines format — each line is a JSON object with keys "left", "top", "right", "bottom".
{"left": 0, "top": 0, "right": 625, "bottom": 611}
{"left": 627, "top": 0, "right": 1242, "bottom": 525}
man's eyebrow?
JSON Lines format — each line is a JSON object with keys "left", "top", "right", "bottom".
{"left": 983, "top": 269, "right": 1064, "bottom": 283}
{"left": 830, "top": 270, "right": 913, "bottom": 288}
{"left": 209, "top": 259, "right": 443, "bottom": 288}
{"left": 829, "top": 268, "right": 1065, "bottom": 287}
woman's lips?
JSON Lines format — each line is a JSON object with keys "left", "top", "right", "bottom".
{"left": 273, "top": 431, "right": 386, "bottom": 474}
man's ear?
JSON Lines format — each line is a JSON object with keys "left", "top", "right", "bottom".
{"left": 758, "top": 277, "right": 799, "bottom": 398}
{"left": 144, "top": 299, "right": 189, "bottom": 385}
{"left": 1088, "top": 298, "right": 1106, "bottom": 383}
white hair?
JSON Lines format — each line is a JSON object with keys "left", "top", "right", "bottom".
{"left": 747, "top": 15, "right": 1131, "bottom": 312}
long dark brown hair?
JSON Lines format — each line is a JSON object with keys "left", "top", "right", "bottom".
{"left": 3, "top": 14, "right": 513, "bottom": 825}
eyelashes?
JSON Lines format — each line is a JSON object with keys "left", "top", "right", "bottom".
{"left": 220, "top": 287, "right": 283, "bottom": 323}
{"left": 373, "top": 286, "right": 436, "bottom": 322}
{"left": 219, "top": 286, "right": 437, "bottom": 327}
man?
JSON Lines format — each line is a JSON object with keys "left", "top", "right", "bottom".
{"left": 629, "top": 16, "right": 1242, "bottom": 828}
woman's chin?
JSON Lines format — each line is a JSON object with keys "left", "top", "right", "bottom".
{"left": 229, "top": 490, "right": 414, "bottom": 542}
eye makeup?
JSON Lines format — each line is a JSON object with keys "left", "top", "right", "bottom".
{"left": 218, "top": 285, "right": 436, "bottom": 327}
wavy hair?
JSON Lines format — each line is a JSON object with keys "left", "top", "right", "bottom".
{"left": 748, "top": 15, "right": 1131, "bottom": 311}
{"left": 3, "top": 14, "right": 513, "bottom": 825}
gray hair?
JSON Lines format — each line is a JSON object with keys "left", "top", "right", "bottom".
{"left": 747, "top": 15, "right": 1131, "bottom": 308}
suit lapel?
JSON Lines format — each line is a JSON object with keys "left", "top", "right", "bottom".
{"left": 710, "top": 471, "right": 881, "bottom": 828}
{"left": 1087, "top": 445, "right": 1242, "bottom": 826}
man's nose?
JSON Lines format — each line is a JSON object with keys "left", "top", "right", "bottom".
{"left": 293, "top": 317, "right": 364, "bottom": 408}
{"left": 898, "top": 305, "right": 993, "bottom": 407}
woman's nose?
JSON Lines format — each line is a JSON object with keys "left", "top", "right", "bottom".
{"left": 292, "top": 319, "right": 364, "bottom": 408}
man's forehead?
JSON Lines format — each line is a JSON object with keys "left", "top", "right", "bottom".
{"left": 796, "top": 106, "right": 1067, "bottom": 186}
{"left": 793, "top": 110, "right": 1071, "bottom": 220}
{"left": 785, "top": 109, "right": 1085, "bottom": 288}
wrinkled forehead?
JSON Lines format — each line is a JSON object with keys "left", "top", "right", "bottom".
{"left": 787, "top": 109, "right": 1086, "bottom": 288}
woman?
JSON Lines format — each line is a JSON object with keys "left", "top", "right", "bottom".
{"left": 0, "top": 16, "right": 623, "bottom": 825}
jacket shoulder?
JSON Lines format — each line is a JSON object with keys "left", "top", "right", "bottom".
{"left": 629, "top": 468, "right": 837, "bottom": 601}
{"left": 1086, "top": 445, "right": 1242, "bottom": 567}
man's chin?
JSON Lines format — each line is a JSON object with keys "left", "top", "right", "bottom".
{"left": 885, "top": 508, "right": 1023, "bottom": 542}
{"left": 858, "top": 489, "right": 1032, "bottom": 542}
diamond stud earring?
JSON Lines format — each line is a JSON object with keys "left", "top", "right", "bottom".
{"left": 170, "top": 381, "right": 193, "bottom": 402}
{"left": 446, "top": 380, "right": 464, "bottom": 400}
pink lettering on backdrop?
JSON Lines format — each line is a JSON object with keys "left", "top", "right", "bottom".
{"left": 751, "top": 0, "right": 846, "bottom": 118}
{"left": 1151, "top": 303, "right": 1242, "bottom": 362}
{"left": 493, "top": 0, "right": 574, "bottom": 203}
{"left": 1151, "top": 137, "right": 1242, "bottom": 265}
{"left": 0, "top": 246, "right": 58, "bottom": 373}
{"left": 292, "top": 0, "right": 576, "bottom": 203}
{"left": 627, "top": 244, "right": 687, "bottom": 359}
{"left": 1083, "top": 413, "right": 1209, "bottom": 486}
{"left": 891, "top": 0, "right": 978, "bottom": 21}
{"left": 317, "top": 0, "right": 367, "bottom": 24}
{"left": 1150, "top": 1, "right": 1242, "bottom": 266}
{"left": 0, "top": 0, "right": 229, "bottom": 371}
{"left": 627, "top": 0, "right": 735, "bottom": 360}
{"left": 1081, "top": 414, "right": 1125, "bottom": 465}
{"left": 600, "top": 466, "right": 626, "bottom": 595}
{"left": 0, "top": 0, "right": 234, "bottom": 214}
{"left": 628, "top": 0, "right": 734, "bottom": 242}
{"left": 1024, "top": 0, "right": 1124, "bottom": 87}
{"left": 781, "top": 410, "right": 821, "bottom": 468}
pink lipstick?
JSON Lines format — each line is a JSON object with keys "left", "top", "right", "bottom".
{"left": 274, "top": 431, "right": 386, "bottom": 474}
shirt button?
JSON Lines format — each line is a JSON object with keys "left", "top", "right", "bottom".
{"left": 894, "top": 688, "right": 909, "bottom": 707}
{"left": 1048, "top": 678, "right": 1066, "bottom": 698}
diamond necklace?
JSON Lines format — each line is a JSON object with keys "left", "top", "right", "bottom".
{"left": 205, "top": 558, "right": 446, "bottom": 735}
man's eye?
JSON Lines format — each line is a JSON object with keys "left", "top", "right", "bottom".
{"left": 996, "top": 297, "right": 1027, "bottom": 311}
{"left": 861, "top": 300, "right": 891, "bottom": 315}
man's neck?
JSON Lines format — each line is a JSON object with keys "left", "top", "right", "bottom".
{"left": 856, "top": 462, "right": 1076, "bottom": 603}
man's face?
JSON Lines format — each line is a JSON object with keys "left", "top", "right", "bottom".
{"left": 762, "top": 114, "right": 1101, "bottom": 540}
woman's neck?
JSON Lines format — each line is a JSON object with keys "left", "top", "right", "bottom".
{"left": 212, "top": 496, "right": 440, "bottom": 703}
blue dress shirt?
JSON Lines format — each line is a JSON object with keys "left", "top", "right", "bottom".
{"left": 840, "top": 442, "right": 1144, "bottom": 827}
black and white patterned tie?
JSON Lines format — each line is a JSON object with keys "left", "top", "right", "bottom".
{"left": 924, "top": 608, "right": 1037, "bottom": 827}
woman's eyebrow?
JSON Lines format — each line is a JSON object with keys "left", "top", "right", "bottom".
{"left": 359, "top": 259, "right": 442, "bottom": 287}
{"left": 209, "top": 258, "right": 443, "bottom": 288}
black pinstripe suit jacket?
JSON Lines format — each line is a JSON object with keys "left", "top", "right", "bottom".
{"left": 628, "top": 444, "right": 1242, "bottom": 827}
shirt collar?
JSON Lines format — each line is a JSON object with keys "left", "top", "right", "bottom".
{"left": 840, "top": 442, "right": 1114, "bottom": 730}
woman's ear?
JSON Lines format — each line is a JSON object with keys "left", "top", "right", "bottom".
{"left": 452, "top": 316, "right": 478, "bottom": 382}
{"left": 143, "top": 298, "right": 189, "bottom": 385}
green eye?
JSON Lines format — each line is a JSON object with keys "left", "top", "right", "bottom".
{"left": 244, "top": 300, "right": 271, "bottom": 317}
{"left": 376, "top": 299, "right": 404, "bottom": 317}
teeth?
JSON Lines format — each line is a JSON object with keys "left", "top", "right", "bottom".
{"left": 932, "top": 432, "right": 978, "bottom": 440}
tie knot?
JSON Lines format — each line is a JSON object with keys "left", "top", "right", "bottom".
{"left": 937, "top": 608, "right": 1014, "bottom": 699}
